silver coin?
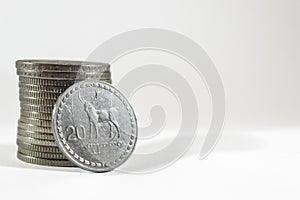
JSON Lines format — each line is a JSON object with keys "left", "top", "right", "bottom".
{"left": 19, "top": 83, "right": 68, "bottom": 93}
{"left": 19, "top": 77, "right": 112, "bottom": 86}
{"left": 17, "top": 68, "right": 110, "bottom": 74}
{"left": 20, "top": 97, "right": 57, "bottom": 106}
{"left": 19, "top": 117, "right": 52, "bottom": 127}
{"left": 18, "top": 128, "right": 55, "bottom": 141}
{"left": 20, "top": 91, "right": 61, "bottom": 100}
{"left": 18, "top": 148, "right": 67, "bottom": 160}
{"left": 17, "top": 70, "right": 111, "bottom": 80}
{"left": 20, "top": 110, "right": 52, "bottom": 120}
{"left": 52, "top": 80, "right": 138, "bottom": 172}
{"left": 17, "top": 135, "right": 57, "bottom": 147}
{"left": 17, "top": 140, "right": 61, "bottom": 153}
{"left": 20, "top": 103, "right": 54, "bottom": 113}
{"left": 17, "top": 152, "right": 75, "bottom": 167}
{"left": 19, "top": 77, "right": 77, "bottom": 86}
{"left": 16, "top": 60, "right": 110, "bottom": 72}
{"left": 18, "top": 121, "right": 52, "bottom": 133}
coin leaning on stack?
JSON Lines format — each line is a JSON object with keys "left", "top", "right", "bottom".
{"left": 16, "top": 60, "right": 112, "bottom": 167}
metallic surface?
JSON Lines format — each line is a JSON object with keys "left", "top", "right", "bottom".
{"left": 17, "top": 152, "right": 75, "bottom": 167}
{"left": 16, "top": 60, "right": 112, "bottom": 167}
{"left": 52, "top": 80, "right": 138, "bottom": 172}
{"left": 18, "top": 148, "right": 67, "bottom": 160}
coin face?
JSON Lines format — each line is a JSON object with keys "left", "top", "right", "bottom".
{"left": 52, "top": 80, "right": 138, "bottom": 172}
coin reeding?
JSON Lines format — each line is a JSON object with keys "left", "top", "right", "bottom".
{"left": 19, "top": 77, "right": 112, "bottom": 86}
{"left": 17, "top": 152, "right": 75, "bottom": 167}
{"left": 18, "top": 148, "right": 67, "bottom": 159}
{"left": 17, "top": 135, "right": 57, "bottom": 146}
{"left": 19, "top": 117, "right": 52, "bottom": 127}
{"left": 17, "top": 70, "right": 111, "bottom": 80}
{"left": 17, "top": 141, "right": 61, "bottom": 153}
{"left": 20, "top": 110, "right": 52, "bottom": 120}
{"left": 17, "top": 129, "right": 55, "bottom": 141}
{"left": 16, "top": 60, "right": 110, "bottom": 72}
{"left": 18, "top": 121, "right": 53, "bottom": 133}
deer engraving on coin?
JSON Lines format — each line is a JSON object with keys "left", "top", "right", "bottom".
{"left": 52, "top": 81, "right": 138, "bottom": 172}
{"left": 78, "top": 90, "right": 121, "bottom": 140}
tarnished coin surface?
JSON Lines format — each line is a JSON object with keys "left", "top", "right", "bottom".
{"left": 52, "top": 80, "right": 138, "bottom": 172}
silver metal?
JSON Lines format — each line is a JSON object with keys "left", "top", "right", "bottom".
{"left": 20, "top": 104, "right": 55, "bottom": 113}
{"left": 19, "top": 77, "right": 77, "bottom": 87}
{"left": 20, "top": 110, "right": 53, "bottom": 120}
{"left": 17, "top": 152, "right": 75, "bottom": 167}
{"left": 16, "top": 60, "right": 110, "bottom": 72}
{"left": 17, "top": 135, "right": 57, "bottom": 147}
{"left": 18, "top": 121, "right": 53, "bottom": 133}
{"left": 18, "top": 148, "right": 67, "bottom": 160}
{"left": 17, "top": 140, "right": 61, "bottom": 153}
{"left": 16, "top": 59, "right": 114, "bottom": 168}
{"left": 20, "top": 91, "right": 62, "bottom": 100}
{"left": 18, "top": 128, "right": 55, "bottom": 141}
{"left": 17, "top": 70, "right": 111, "bottom": 80}
{"left": 19, "top": 83, "right": 68, "bottom": 93}
{"left": 20, "top": 97, "right": 58, "bottom": 106}
{"left": 52, "top": 80, "right": 138, "bottom": 172}
{"left": 19, "top": 117, "right": 52, "bottom": 127}
{"left": 19, "top": 76, "right": 112, "bottom": 86}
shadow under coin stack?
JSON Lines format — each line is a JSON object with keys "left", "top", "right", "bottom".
{"left": 16, "top": 60, "right": 112, "bottom": 167}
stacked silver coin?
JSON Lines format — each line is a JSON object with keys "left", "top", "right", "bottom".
{"left": 16, "top": 60, "right": 112, "bottom": 167}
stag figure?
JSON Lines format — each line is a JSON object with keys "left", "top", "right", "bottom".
{"left": 78, "top": 90, "right": 120, "bottom": 140}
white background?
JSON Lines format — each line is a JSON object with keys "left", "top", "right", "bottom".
{"left": 0, "top": 0, "right": 299, "bottom": 199}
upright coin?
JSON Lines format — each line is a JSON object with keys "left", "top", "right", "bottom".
{"left": 52, "top": 80, "right": 138, "bottom": 172}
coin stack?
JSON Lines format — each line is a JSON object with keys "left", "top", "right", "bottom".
{"left": 16, "top": 60, "right": 112, "bottom": 167}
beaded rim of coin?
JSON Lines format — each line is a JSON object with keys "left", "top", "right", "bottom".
{"left": 52, "top": 80, "right": 138, "bottom": 172}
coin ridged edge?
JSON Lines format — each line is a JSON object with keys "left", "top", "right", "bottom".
{"left": 17, "top": 140, "right": 61, "bottom": 153}
{"left": 17, "top": 152, "right": 75, "bottom": 167}
{"left": 17, "top": 135, "right": 57, "bottom": 147}
{"left": 18, "top": 148, "right": 67, "bottom": 160}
